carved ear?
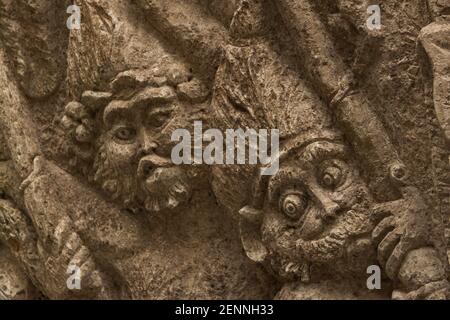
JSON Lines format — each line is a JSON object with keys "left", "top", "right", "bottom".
{"left": 61, "top": 91, "right": 112, "bottom": 166}
{"left": 238, "top": 205, "right": 268, "bottom": 263}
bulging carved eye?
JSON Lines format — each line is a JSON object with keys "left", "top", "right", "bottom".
{"left": 279, "top": 191, "right": 308, "bottom": 220}
{"left": 113, "top": 126, "right": 136, "bottom": 142}
{"left": 319, "top": 166, "right": 343, "bottom": 189}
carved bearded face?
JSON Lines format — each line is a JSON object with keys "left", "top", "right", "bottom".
{"left": 62, "top": 64, "right": 210, "bottom": 215}
{"left": 241, "top": 140, "right": 378, "bottom": 281}
{"left": 92, "top": 85, "right": 192, "bottom": 214}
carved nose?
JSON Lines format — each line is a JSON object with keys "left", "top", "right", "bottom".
{"left": 321, "top": 201, "right": 340, "bottom": 219}
{"left": 137, "top": 136, "right": 158, "bottom": 157}
{"left": 309, "top": 185, "right": 340, "bottom": 219}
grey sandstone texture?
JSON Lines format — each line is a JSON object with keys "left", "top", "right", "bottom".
{"left": 0, "top": 0, "right": 449, "bottom": 300}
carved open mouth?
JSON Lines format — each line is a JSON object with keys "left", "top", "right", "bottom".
{"left": 140, "top": 162, "right": 156, "bottom": 178}
{"left": 143, "top": 169, "right": 165, "bottom": 192}
{"left": 276, "top": 208, "right": 373, "bottom": 268}
{"left": 137, "top": 155, "right": 172, "bottom": 179}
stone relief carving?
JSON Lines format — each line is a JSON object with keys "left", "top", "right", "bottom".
{"left": 210, "top": 0, "right": 449, "bottom": 300}
{"left": 62, "top": 65, "right": 205, "bottom": 214}
{"left": 419, "top": 0, "right": 450, "bottom": 265}
{"left": 0, "top": 0, "right": 448, "bottom": 300}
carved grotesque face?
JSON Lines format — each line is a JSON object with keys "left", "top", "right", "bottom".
{"left": 242, "top": 140, "right": 378, "bottom": 281}
{"left": 92, "top": 85, "right": 192, "bottom": 214}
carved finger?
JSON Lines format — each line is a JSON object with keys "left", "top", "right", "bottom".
{"left": 397, "top": 186, "right": 428, "bottom": 214}
{"left": 372, "top": 216, "right": 395, "bottom": 245}
{"left": 385, "top": 239, "right": 414, "bottom": 280}
{"left": 403, "top": 280, "right": 449, "bottom": 300}
{"left": 377, "top": 230, "right": 400, "bottom": 270}
{"left": 370, "top": 202, "right": 397, "bottom": 223}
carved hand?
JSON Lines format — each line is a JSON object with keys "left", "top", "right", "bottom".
{"left": 0, "top": 156, "right": 120, "bottom": 299}
{"left": 0, "top": 197, "right": 115, "bottom": 299}
{"left": 371, "top": 186, "right": 449, "bottom": 299}
{"left": 371, "top": 186, "right": 430, "bottom": 280}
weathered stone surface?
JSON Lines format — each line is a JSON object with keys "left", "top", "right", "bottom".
{"left": 0, "top": 0, "right": 448, "bottom": 300}
{"left": 419, "top": 21, "right": 450, "bottom": 143}
{"left": 0, "top": 0, "right": 69, "bottom": 99}
{"left": 0, "top": 245, "right": 38, "bottom": 300}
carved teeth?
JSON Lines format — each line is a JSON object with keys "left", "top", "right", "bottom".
{"left": 152, "top": 201, "right": 160, "bottom": 212}
{"left": 173, "top": 182, "right": 188, "bottom": 195}
{"left": 61, "top": 115, "right": 77, "bottom": 130}
{"left": 167, "top": 197, "right": 180, "bottom": 209}
{"left": 145, "top": 198, "right": 161, "bottom": 212}
{"left": 300, "top": 263, "right": 311, "bottom": 283}
{"left": 285, "top": 262, "right": 296, "bottom": 273}
{"left": 75, "top": 125, "right": 93, "bottom": 143}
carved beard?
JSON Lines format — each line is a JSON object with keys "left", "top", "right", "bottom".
{"left": 141, "top": 166, "right": 192, "bottom": 213}
{"left": 269, "top": 205, "right": 375, "bottom": 279}
{"left": 294, "top": 208, "right": 373, "bottom": 264}
{"left": 92, "top": 144, "right": 191, "bottom": 214}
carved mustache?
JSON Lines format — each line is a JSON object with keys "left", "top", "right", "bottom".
{"left": 278, "top": 207, "right": 374, "bottom": 265}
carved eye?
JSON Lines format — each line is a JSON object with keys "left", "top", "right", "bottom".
{"left": 319, "top": 166, "right": 343, "bottom": 189}
{"left": 113, "top": 126, "right": 136, "bottom": 142}
{"left": 279, "top": 191, "right": 308, "bottom": 220}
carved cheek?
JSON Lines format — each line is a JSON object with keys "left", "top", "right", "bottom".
{"left": 331, "top": 176, "right": 371, "bottom": 208}
{"left": 105, "top": 140, "right": 139, "bottom": 167}
{"left": 156, "top": 115, "right": 187, "bottom": 154}
{"left": 151, "top": 129, "right": 176, "bottom": 156}
{"left": 261, "top": 209, "right": 290, "bottom": 244}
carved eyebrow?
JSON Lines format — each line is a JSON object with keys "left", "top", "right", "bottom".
{"left": 103, "top": 100, "right": 134, "bottom": 125}
{"left": 267, "top": 167, "right": 308, "bottom": 204}
{"left": 103, "top": 86, "right": 177, "bottom": 125}
{"left": 147, "top": 105, "right": 176, "bottom": 116}
{"left": 265, "top": 142, "right": 346, "bottom": 202}
{"left": 298, "top": 141, "right": 346, "bottom": 165}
